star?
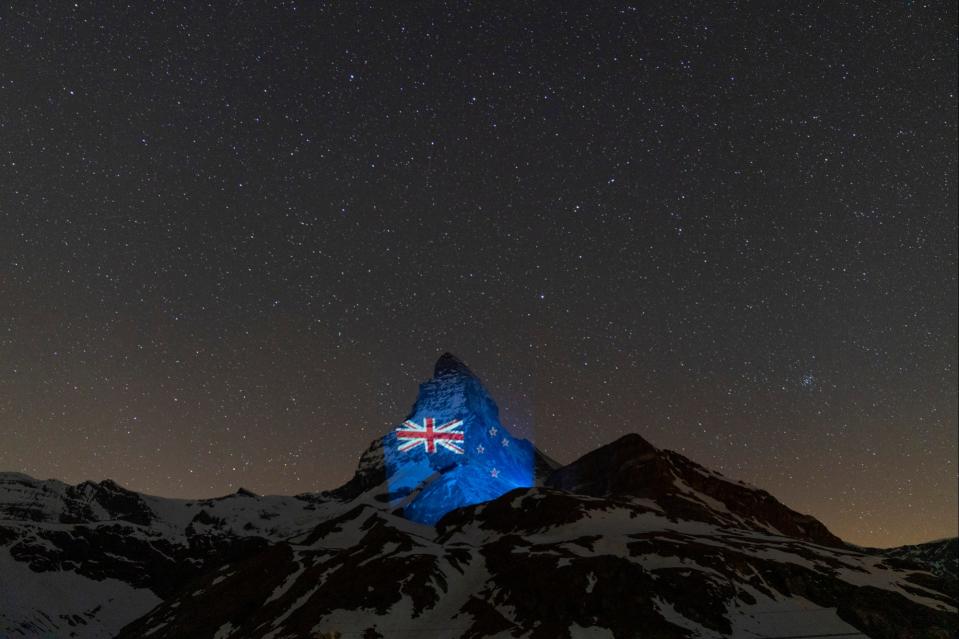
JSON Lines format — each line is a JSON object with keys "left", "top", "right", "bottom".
{"left": 2, "top": 0, "right": 950, "bottom": 551}
{"left": 490, "top": 467, "right": 500, "bottom": 478}
{"left": 501, "top": 437, "right": 510, "bottom": 447}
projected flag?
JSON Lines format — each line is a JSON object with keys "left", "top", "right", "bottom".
{"left": 396, "top": 418, "right": 465, "bottom": 454}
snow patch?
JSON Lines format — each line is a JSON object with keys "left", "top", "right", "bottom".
{"left": 265, "top": 560, "right": 306, "bottom": 604}
{"left": 569, "top": 623, "right": 615, "bottom": 638}
{"left": 0, "top": 547, "right": 161, "bottom": 639}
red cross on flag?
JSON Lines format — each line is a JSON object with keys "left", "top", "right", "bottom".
{"left": 396, "top": 418, "right": 465, "bottom": 454}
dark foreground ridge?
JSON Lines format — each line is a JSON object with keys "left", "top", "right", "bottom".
{"left": 0, "top": 354, "right": 955, "bottom": 638}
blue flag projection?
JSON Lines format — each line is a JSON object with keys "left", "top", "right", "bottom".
{"left": 396, "top": 417, "right": 466, "bottom": 455}
{"left": 382, "top": 353, "right": 536, "bottom": 525}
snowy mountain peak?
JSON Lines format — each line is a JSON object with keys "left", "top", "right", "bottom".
{"left": 546, "top": 432, "right": 845, "bottom": 547}
{"left": 3, "top": 355, "right": 956, "bottom": 638}
{"left": 383, "top": 353, "right": 538, "bottom": 524}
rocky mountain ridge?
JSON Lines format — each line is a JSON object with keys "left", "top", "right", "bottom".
{"left": 1, "top": 354, "right": 955, "bottom": 638}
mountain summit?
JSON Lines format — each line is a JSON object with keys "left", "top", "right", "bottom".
{"left": 383, "top": 353, "right": 538, "bottom": 524}
{"left": 1, "top": 354, "right": 956, "bottom": 638}
{"left": 433, "top": 351, "right": 476, "bottom": 377}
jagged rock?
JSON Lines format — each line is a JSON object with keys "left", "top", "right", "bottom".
{"left": 1, "top": 354, "right": 955, "bottom": 638}
{"left": 329, "top": 353, "right": 553, "bottom": 524}
{"left": 546, "top": 433, "right": 844, "bottom": 547}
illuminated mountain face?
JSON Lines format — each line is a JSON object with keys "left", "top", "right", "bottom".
{"left": 383, "top": 353, "right": 535, "bottom": 525}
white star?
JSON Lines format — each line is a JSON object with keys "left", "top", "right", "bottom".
{"left": 501, "top": 437, "right": 510, "bottom": 447}
{"left": 475, "top": 444, "right": 485, "bottom": 454}
{"left": 490, "top": 467, "right": 500, "bottom": 478}
{"left": 488, "top": 426, "right": 497, "bottom": 436}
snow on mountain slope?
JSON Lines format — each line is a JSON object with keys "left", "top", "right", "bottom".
{"left": 0, "top": 352, "right": 552, "bottom": 637}
{"left": 0, "top": 471, "right": 329, "bottom": 540}
{"left": 885, "top": 537, "right": 958, "bottom": 583}
{"left": 545, "top": 433, "right": 843, "bottom": 547}
{"left": 369, "top": 352, "right": 553, "bottom": 525}
{"left": 117, "top": 486, "right": 957, "bottom": 639}
{"left": 0, "top": 545, "right": 161, "bottom": 639}
{"left": 2, "top": 354, "right": 956, "bottom": 638}
{"left": 0, "top": 472, "right": 348, "bottom": 638}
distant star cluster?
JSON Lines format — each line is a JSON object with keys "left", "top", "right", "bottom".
{"left": 0, "top": 2, "right": 955, "bottom": 547}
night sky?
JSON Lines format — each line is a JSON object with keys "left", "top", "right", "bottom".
{"left": 1, "top": 3, "right": 956, "bottom": 547}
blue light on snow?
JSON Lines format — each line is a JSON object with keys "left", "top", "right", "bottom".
{"left": 383, "top": 355, "right": 535, "bottom": 525}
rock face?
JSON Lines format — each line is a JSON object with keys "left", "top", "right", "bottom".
{"left": 326, "top": 353, "right": 553, "bottom": 524}
{"left": 0, "top": 472, "right": 331, "bottom": 638}
{"left": 546, "top": 433, "right": 844, "bottom": 547}
{"left": 0, "top": 354, "right": 956, "bottom": 638}
{"left": 0, "top": 472, "right": 155, "bottom": 526}
{"left": 118, "top": 482, "right": 958, "bottom": 639}
{"left": 884, "top": 537, "right": 959, "bottom": 602}
{"left": 384, "top": 353, "right": 540, "bottom": 524}
{"left": 885, "top": 538, "right": 958, "bottom": 582}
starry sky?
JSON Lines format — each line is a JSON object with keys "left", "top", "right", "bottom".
{"left": 1, "top": 2, "right": 956, "bottom": 547}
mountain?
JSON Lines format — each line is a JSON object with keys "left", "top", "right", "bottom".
{"left": 0, "top": 471, "right": 333, "bottom": 637}
{"left": 370, "top": 352, "right": 549, "bottom": 525}
{"left": 884, "top": 538, "right": 959, "bottom": 590}
{"left": 545, "top": 432, "right": 844, "bottom": 548}
{"left": 1, "top": 353, "right": 956, "bottom": 638}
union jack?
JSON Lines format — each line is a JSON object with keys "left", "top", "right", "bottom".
{"left": 396, "top": 417, "right": 465, "bottom": 454}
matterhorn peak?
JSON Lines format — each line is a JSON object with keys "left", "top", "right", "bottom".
{"left": 433, "top": 352, "right": 476, "bottom": 378}
{"left": 367, "top": 352, "right": 539, "bottom": 524}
